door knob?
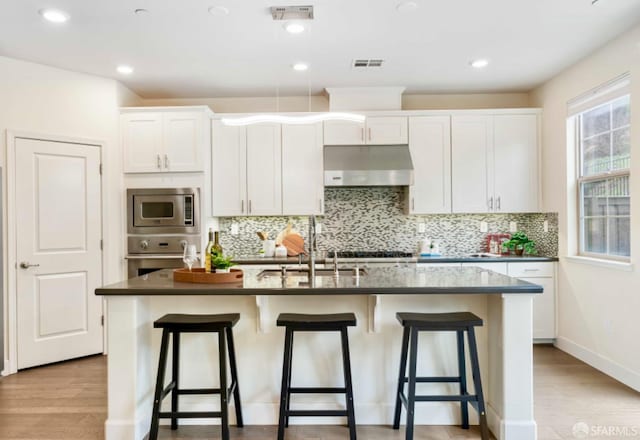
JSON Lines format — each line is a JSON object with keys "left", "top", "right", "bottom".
{"left": 19, "top": 261, "right": 40, "bottom": 269}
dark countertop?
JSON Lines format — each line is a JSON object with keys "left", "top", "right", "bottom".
{"left": 232, "top": 255, "right": 559, "bottom": 265}
{"left": 96, "top": 266, "right": 543, "bottom": 296}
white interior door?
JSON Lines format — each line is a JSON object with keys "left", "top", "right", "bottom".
{"left": 15, "top": 137, "right": 103, "bottom": 369}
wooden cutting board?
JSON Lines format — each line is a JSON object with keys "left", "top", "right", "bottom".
{"left": 282, "top": 233, "right": 306, "bottom": 256}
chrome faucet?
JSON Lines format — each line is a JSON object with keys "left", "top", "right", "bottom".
{"left": 308, "top": 215, "right": 317, "bottom": 280}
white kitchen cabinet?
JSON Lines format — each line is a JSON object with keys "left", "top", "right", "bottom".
{"left": 246, "top": 124, "right": 282, "bottom": 215}
{"left": 323, "top": 116, "right": 407, "bottom": 145}
{"left": 407, "top": 116, "right": 451, "bottom": 214}
{"left": 211, "top": 121, "right": 282, "bottom": 216}
{"left": 212, "top": 121, "right": 246, "bottom": 216}
{"left": 122, "top": 107, "right": 211, "bottom": 173}
{"left": 282, "top": 123, "right": 324, "bottom": 215}
{"left": 451, "top": 113, "right": 539, "bottom": 213}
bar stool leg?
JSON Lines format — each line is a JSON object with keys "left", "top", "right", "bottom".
{"left": 456, "top": 330, "right": 469, "bottom": 429}
{"left": 340, "top": 328, "right": 357, "bottom": 440}
{"left": 284, "top": 330, "right": 294, "bottom": 428}
{"left": 226, "top": 326, "right": 244, "bottom": 427}
{"left": 171, "top": 331, "right": 180, "bottom": 430}
{"left": 149, "top": 329, "right": 170, "bottom": 440}
{"left": 405, "top": 327, "right": 419, "bottom": 440}
{"left": 467, "top": 327, "right": 490, "bottom": 440}
{"left": 218, "top": 330, "right": 230, "bottom": 440}
{"left": 393, "top": 326, "right": 410, "bottom": 429}
{"left": 277, "top": 327, "right": 293, "bottom": 440}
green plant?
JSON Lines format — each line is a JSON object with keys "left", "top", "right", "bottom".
{"left": 211, "top": 254, "right": 236, "bottom": 270}
{"left": 502, "top": 231, "right": 536, "bottom": 255}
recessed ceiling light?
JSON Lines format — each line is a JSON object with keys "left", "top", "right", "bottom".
{"left": 470, "top": 59, "right": 490, "bottom": 69}
{"left": 292, "top": 63, "right": 309, "bottom": 72}
{"left": 396, "top": 1, "right": 418, "bottom": 13}
{"left": 134, "top": 8, "right": 149, "bottom": 16}
{"left": 39, "top": 8, "right": 70, "bottom": 23}
{"left": 116, "top": 65, "right": 134, "bottom": 75}
{"left": 284, "top": 22, "right": 305, "bottom": 34}
{"left": 208, "top": 5, "right": 229, "bottom": 16}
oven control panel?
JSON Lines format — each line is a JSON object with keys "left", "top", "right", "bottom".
{"left": 127, "top": 235, "right": 200, "bottom": 254}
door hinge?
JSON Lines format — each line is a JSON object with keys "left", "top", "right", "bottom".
{"left": 99, "top": 163, "right": 103, "bottom": 175}
{"left": 101, "top": 315, "right": 104, "bottom": 326}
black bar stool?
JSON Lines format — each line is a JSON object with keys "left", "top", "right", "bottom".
{"left": 148, "top": 313, "right": 243, "bottom": 440}
{"left": 276, "top": 313, "right": 357, "bottom": 440}
{"left": 392, "top": 312, "right": 489, "bottom": 440}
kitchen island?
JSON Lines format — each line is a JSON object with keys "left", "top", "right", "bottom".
{"left": 97, "top": 265, "right": 542, "bottom": 440}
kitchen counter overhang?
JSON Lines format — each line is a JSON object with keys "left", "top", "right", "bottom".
{"left": 95, "top": 266, "right": 543, "bottom": 296}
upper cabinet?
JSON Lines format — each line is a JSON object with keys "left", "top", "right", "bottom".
{"left": 323, "top": 116, "right": 408, "bottom": 145}
{"left": 212, "top": 120, "right": 322, "bottom": 217}
{"left": 407, "top": 116, "right": 451, "bottom": 214}
{"left": 451, "top": 112, "right": 539, "bottom": 213}
{"left": 122, "top": 107, "right": 212, "bottom": 173}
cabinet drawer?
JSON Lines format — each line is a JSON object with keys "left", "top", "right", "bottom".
{"left": 508, "top": 262, "right": 554, "bottom": 278}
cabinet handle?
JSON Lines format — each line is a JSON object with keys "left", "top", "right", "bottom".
{"left": 164, "top": 154, "right": 169, "bottom": 169}
{"left": 241, "top": 200, "right": 244, "bottom": 214}
{"left": 412, "top": 197, "right": 415, "bottom": 211}
{"left": 249, "top": 200, "right": 252, "bottom": 214}
{"left": 488, "top": 197, "right": 494, "bottom": 211}
{"left": 319, "top": 199, "right": 323, "bottom": 212}
{"left": 361, "top": 127, "right": 364, "bottom": 143}
{"left": 497, "top": 196, "right": 501, "bottom": 211}
{"left": 156, "top": 154, "right": 161, "bottom": 169}
{"left": 524, "top": 268, "right": 540, "bottom": 272}
{"left": 368, "top": 127, "right": 372, "bottom": 141}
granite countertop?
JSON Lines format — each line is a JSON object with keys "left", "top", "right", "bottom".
{"left": 95, "top": 266, "right": 543, "bottom": 296}
{"left": 232, "top": 254, "right": 559, "bottom": 265}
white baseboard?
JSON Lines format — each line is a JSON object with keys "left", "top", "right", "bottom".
{"left": 555, "top": 336, "right": 640, "bottom": 392}
{"left": 105, "top": 418, "right": 148, "bottom": 440}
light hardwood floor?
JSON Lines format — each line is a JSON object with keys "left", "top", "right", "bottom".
{"left": 0, "top": 346, "right": 638, "bottom": 439}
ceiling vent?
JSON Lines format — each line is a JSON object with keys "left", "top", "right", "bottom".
{"left": 271, "top": 5, "right": 314, "bottom": 20}
{"left": 352, "top": 59, "right": 385, "bottom": 69}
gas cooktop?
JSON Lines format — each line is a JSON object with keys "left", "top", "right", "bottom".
{"left": 327, "top": 251, "right": 414, "bottom": 259}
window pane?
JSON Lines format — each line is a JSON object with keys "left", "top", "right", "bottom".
{"left": 584, "top": 218, "right": 606, "bottom": 254}
{"left": 612, "top": 127, "right": 630, "bottom": 171}
{"left": 608, "top": 217, "right": 630, "bottom": 257}
{"left": 582, "top": 181, "right": 607, "bottom": 216}
{"left": 582, "top": 133, "right": 611, "bottom": 176}
{"left": 612, "top": 96, "right": 630, "bottom": 129}
{"left": 582, "top": 103, "right": 611, "bottom": 138}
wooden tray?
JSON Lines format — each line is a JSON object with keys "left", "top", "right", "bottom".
{"left": 173, "top": 268, "right": 243, "bottom": 284}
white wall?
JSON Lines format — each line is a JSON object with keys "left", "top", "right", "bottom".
{"left": 0, "top": 55, "right": 142, "bottom": 371}
{"left": 530, "top": 25, "right": 640, "bottom": 390}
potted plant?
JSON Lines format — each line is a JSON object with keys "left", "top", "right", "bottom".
{"left": 212, "top": 254, "right": 236, "bottom": 273}
{"left": 502, "top": 232, "right": 536, "bottom": 256}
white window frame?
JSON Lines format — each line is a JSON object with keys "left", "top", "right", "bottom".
{"left": 569, "top": 75, "right": 631, "bottom": 262}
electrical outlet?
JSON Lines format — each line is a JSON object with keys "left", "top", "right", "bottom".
{"left": 315, "top": 223, "right": 322, "bottom": 234}
{"left": 418, "top": 223, "right": 426, "bottom": 233}
{"left": 543, "top": 220, "right": 549, "bottom": 233}
{"left": 230, "top": 223, "right": 239, "bottom": 235}
{"left": 480, "top": 221, "right": 488, "bottom": 233}
{"left": 509, "top": 221, "right": 517, "bottom": 232}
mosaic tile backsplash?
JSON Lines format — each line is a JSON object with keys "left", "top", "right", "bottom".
{"left": 217, "top": 187, "right": 558, "bottom": 257}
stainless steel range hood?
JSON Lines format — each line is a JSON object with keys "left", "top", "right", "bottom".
{"left": 324, "top": 145, "right": 414, "bottom": 187}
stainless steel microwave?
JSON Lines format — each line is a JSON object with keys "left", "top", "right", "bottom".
{"left": 127, "top": 188, "right": 200, "bottom": 234}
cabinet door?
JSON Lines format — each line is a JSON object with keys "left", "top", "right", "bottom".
{"left": 122, "top": 113, "right": 163, "bottom": 173}
{"left": 520, "top": 277, "right": 555, "bottom": 340}
{"left": 212, "top": 121, "right": 247, "bottom": 216}
{"left": 282, "top": 123, "right": 324, "bottom": 215}
{"left": 366, "top": 116, "right": 408, "bottom": 145}
{"left": 451, "top": 116, "right": 493, "bottom": 213}
{"left": 246, "top": 124, "right": 282, "bottom": 215}
{"left": 323, "top": 120, "right": 365, "bottom": 145}
{"left": 163, "top": 112, "right": 204, "bottom": 172}
{"left": 408, "top": 116, "right": 451, "bottom": 214}
{"left": 493, "top": 114, "right": 539, "bottom": 212}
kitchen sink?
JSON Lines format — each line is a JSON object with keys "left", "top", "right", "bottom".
{"left": 258, "top": 267, "right": 367, "bottom": 278}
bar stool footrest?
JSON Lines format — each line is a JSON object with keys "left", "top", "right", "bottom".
{"left": 287, "top": 410, "right": 349, "bottom": 417}
{"left": 159, "top": 411, "right": 222, "bottom": 419}
{"left": 288, "top": 387, "right": 347, "bottom": 394}
{"left": 402, "top": 376, "right": 461, "bottom": 383}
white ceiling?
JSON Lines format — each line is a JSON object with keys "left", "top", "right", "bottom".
{"left": 1, "top": 0, "right": 640, "bottom": 98}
